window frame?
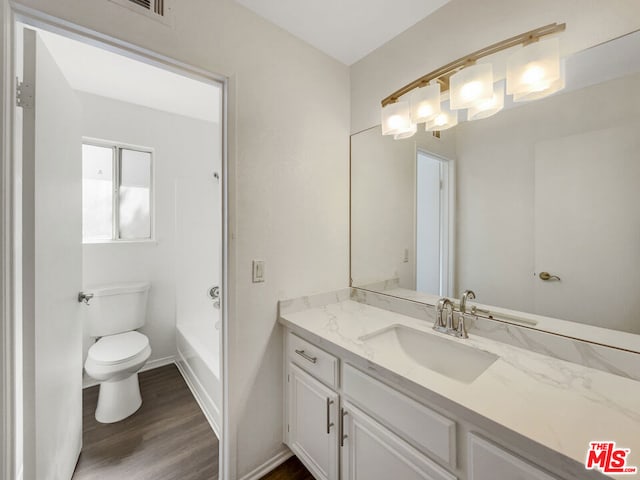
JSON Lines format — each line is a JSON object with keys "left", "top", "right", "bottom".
{"left": 82, "top": 137, "right": 155, "bottom": 244}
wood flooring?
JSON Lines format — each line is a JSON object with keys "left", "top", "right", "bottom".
{"left": 258, "top": 456, "right": 314, "bottom": 480}
{"left": 73, "top": 363, "right": 313, "bottom": 480}
{"left": 73, "top": 364, "right": 219, "bottom": 480}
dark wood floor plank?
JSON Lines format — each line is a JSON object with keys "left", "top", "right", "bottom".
{"left": 73, "top": 364, "right": 219, "bottom": 480}
{"left": 259, "top": 456, "right": 314, "bottom": 480}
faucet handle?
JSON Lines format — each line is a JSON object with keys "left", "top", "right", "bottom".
{"left": 434, "top": 298, "right": 445, "bottom": 328}
{"left": 445, "top": 304, "right": 454, "bottom": 331}
{"left": 434, "top": 298, "right": 451, "bottom": 332}
{"left": 456, "top": 313, "right": 469, "bottom": 339}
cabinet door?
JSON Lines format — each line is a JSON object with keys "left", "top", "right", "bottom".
{"left": 341, "top": 401, "right": 456, "bottom": 480}
{"left": 288, "top": 364, "right": 339, "bottom": 480}
{"left": 469, "top": 434, "right": 558, "bottom": 480}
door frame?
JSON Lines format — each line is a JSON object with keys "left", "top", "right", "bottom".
{"left": 414, "top": 148, "right": 456, "bottom": 297}
{"left": 0, "top": 3, "right": 232, "bottom": 479}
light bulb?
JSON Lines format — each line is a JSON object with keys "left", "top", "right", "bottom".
{"left": 426, "top": 104, "right": 458, "bottom": 131}
{"left": 468, "top": 84, "right": 504, "bottom": 121}
{"left": 410, "top": 84, "right": 441, "bottom": 123}
{"left": 450, "top": 63, "right": 493, "bottom": 110}
{"left": 381, "top": 101, "right": 412, "bottom": 135}
{"left": 460, "top": 81, "right": 483, "bottom": 102}
{"left": 507, "top": 38, "right": 562, "bottom": 97}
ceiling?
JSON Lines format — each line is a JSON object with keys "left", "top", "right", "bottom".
{"left": 37, "top": 29, "right": 221, "bottom": 123}
{"left": 233, "top": 0, "right": 452, "bottom": 65}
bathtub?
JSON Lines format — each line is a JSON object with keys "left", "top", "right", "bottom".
{"left": 176, "top": 320, "right": 221, "bottom": 437}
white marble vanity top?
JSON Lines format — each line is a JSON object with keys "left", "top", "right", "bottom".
{"left": 279, "top": 296, "right": 640, "bottom": 478}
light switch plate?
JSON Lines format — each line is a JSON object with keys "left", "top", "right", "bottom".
{"left": 252, "top": 260, "right": 265, "bottom": 283}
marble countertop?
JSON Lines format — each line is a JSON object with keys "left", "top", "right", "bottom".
{"left": 279, "top": 297, "right": 640, "bottom": 478}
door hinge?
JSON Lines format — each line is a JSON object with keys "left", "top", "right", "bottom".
{"left": 287, "top": 424, "right": 290, "bottom": 433}
{"left": 287, "top": 374, "right": 290, "bottom": 383}
{"left": 16, "top": 80, "right": 34, "bottom": 108}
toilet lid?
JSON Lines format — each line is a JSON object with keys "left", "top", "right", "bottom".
{"left": 89, "top": 331, "right": 149, "bottom": 366}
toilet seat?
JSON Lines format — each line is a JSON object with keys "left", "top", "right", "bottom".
{"left": 88, "top": 331, "right": 149, "bottom": 366}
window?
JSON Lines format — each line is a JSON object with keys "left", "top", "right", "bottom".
{"left": 82, "top": 142, "right": 153, "bottom": 243}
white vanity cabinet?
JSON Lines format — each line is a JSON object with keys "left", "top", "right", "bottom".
{"left": 285, "top": 331, "right": 458, "bottom": 480}
{"left": 341, "top": 401, "right": 456, "bottom": 480}
{"left": 285, "top": 329, "right": 563, "bottom": 480}
{"left": 288, "top": 364, "right": 339, "bottom": 480}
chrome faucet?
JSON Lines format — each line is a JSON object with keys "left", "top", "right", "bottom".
{"left": 456, "top": 290, "right": 476, "bottom": 339}
{"left": 433, "top": 290, "right": 476, "bottom": 339}
{"left": 433, "top": 298, "right": 454, "bottom": 334}
{"left": 459, "top": 290, "right": 475, "bottom": 314}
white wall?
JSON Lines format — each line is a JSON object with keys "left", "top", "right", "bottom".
{"left": 1, "top": 1, "right": 351, "bottom": 478}
{"left": 79, "top": 92, "right": 219, "bottom": 372}
{"left": 350, "top": 0, "right": 640, "bottom": 133}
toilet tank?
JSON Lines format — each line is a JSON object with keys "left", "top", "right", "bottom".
{"left": 85, "top": 282, "right": 150, "bottom": 337}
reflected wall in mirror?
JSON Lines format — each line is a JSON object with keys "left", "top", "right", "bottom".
{"left": 351, "top": 30, "right": 640, "bottom": 338}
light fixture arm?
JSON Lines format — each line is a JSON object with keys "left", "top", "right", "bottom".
{"left": 381, "top": 22, "right": 566, "bottom": 107}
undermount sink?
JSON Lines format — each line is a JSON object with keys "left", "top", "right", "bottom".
{"left": 360, "top": 325, "right": 499, "bottom": 384}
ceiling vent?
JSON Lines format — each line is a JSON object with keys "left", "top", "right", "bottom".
{"left": 128, "top": 0, "right": 164, "bottom": 15}
{"left": 108, "top": 0, "right": 172, "bottom": 25}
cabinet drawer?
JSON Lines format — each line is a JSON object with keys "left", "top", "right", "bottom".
{"left": 287, "top": 332, "right": 338, "bottom": 388}
{"left": 342, "top": 364, "right": 456, "bottom": 469}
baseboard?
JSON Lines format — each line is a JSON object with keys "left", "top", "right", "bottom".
{"left": 175, "top": 353, "right": 221, "bottom": 438}
{"left": 238, "top": 448, "right": 293, "bottom": 480}
{"left": 82, "top": 355, "right": 176, "bottom": 389}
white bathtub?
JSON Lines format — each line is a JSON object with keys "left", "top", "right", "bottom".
{"left": 176, "top": 320, "right": 221, "bottom": 437}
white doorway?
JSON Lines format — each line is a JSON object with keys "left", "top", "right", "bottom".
{"left": 9, "top": 15, "right": 228, "bottom": 480}
{"left": 415, "top": 150, "right": 453, "bottom": 296}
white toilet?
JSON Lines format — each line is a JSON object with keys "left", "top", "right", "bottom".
{"left": 84, "top": 282, "right": 152, "bottom": 423}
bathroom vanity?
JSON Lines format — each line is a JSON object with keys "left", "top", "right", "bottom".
{"left": 279, "top": 290, "right": 640, "bottom": 480}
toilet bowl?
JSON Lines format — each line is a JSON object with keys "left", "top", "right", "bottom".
{"left": 83, "top": 281, "right": 151, "bottom": 423}
{"left": 85, "top": 331, "right": 152, "bottom": 423}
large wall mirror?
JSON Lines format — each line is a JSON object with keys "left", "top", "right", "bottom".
{"left": 350, "top": 29, "right": 640, "bottom": 350}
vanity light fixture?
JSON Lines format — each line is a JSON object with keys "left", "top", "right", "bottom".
{"left": 380, "top": 23, "right": 566, "bottom": 138}
{"left": 410, "top": 83, "right": 441, "bottom": 123}
{"left": 394, "top": 122, "right": 418, "bottom": 140}
{"left": 381, "top": 100, "right": 413, "bottom": 136}
{"left": 507, "top": 37, "right": 562, "bottom": 99}
{"left": 426, "top": 103, "right": 458, "bottom": 131}
{"left": 512, "top": 58, "right": 566, "bottom": 102}
{"left": 450, "top": 63, "right": 494, "bottom": 110}
{"left": 467, "top": 84, "right": 505, "bottom": 121}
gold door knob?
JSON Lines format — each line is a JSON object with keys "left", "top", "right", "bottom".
{"left": 539, "top": 272, "right": 561, "bottom": 281}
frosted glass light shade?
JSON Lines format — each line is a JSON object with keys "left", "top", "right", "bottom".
{"left": 381, "top": 101, "right": 412, "bottom": 135}
{"left": 467, "top": 84, "right": 505, "bottom": 121}
{"left": 410, "top": 84, "right": 441, "bottom": 123}
{"left": 507, "top": 38, "right": 561, "bottom": 96}
{"left": 450, "top": 63, "right": 494, "bottom": 110}
{"left": 426, "top": 104, "right": 458, "bottom": 131}
{"left": 394, "top": 123, "right": 417, "bottom": 140}
{"left": 512, "top": 58, "right": 566, "bottom": 102}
